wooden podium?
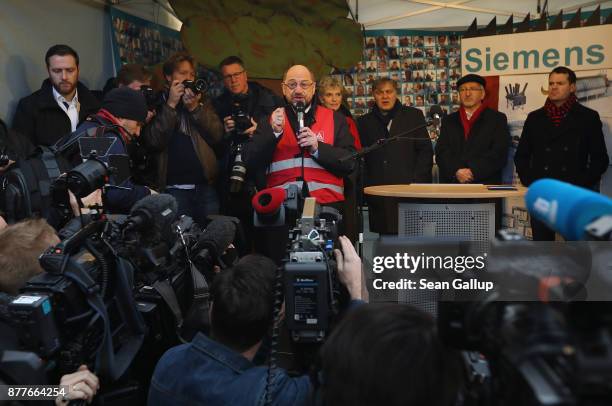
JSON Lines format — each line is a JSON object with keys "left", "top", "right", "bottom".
{"left": 364, "top": 184, "right": 527, "bottom": 239}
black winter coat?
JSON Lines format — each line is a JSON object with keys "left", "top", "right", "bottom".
{"left": 357, "top": 103, "right": 433, "bottom": 186}
{"left": 514, "top": 102, "right": 609, "bottom": 188}
{"left": 435, "top": 107, "right": 510, "bottom": 184}
{"left": 12, "top": 79, "right": 100, "bottom": 147}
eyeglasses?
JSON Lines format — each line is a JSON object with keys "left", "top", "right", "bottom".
{"left": 282, "top": 80, "right": 314, "bottom": 90}
{"left": 222, "top": 70, "right": 244, "bottom": 81}
{"left": 458, "top": 87, "right": 483, "bottom": 93}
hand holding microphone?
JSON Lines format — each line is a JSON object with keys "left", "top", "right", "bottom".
{"left": 298, "top": 127, "right": 318, "bottom": 153}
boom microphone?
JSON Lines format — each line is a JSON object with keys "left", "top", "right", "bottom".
{"left": 525, "top": 179, "right": 612, "bottom": 240}
{"left": 193, "top": 216, "right": 237, "bottom": 263}
{"left": 124, "top": 193, "right": 178, "bottom": 237}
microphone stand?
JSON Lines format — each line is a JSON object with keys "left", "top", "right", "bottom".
{"left": 339, "top": 119, "right": 435, "bottom": 258}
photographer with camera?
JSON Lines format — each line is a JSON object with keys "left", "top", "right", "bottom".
{"left": 113, "top": 64, "right": 161, "bottom": 189}
{"left": 142, "top": 52, "right": 223, "bottom": 225}
{"left": 0, "top": 219, "right": 100, "bottom": 405}
{"left": 148, "top": 235, "right": 366, "bottom": 405}
{"left": 59, "top": 86, "right": 154, "bottom": 214}
{"left": 213, "top": 56, "right": 280, "bottom": 241}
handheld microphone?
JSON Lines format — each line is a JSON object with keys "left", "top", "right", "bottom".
{"left": 295, "top": 101, "right": 305, "bottom": 131}
{"left": 525, "top": 179, "right": 612, "bottom": 240}
{"left": 124, "top": 193, "right": 178, "bottom": 237}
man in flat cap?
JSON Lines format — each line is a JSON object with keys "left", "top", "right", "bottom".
{"left": 435, "top": 74, "right": 510, "bottom": 184}
{"left": 60, "top": 86, "right": 156, "bottom": 213}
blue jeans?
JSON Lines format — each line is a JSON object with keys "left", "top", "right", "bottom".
{"left": 166, "top": 184, "right": 219, "bottom": 226}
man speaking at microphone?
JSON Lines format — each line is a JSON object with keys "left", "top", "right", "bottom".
{"left": 243, "top": 64, "right": 355, "bottom": 210}
{"left": 435, "top": 74, "right": 510, "bottom": 184}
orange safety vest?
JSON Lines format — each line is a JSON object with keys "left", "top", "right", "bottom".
{"left": 267, "top": 106, "right": 344, "bottom": 203}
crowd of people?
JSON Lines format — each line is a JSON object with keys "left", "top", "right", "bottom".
{"left": 0, "top": 42, "right": 609, "bottom": 404}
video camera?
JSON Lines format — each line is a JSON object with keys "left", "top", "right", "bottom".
{"left": 283, "top": 197, "right": 343, "bottom": 343}
{"left": 252, "top": 186, "right": 344, "bottom": 343}
{"left": 3, "top": 193, "right": 238, "bottom": 401}
{"left": 431, "top": 179, "right": 612, "bottom": 405}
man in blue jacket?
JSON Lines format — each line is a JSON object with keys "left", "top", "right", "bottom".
{"left": 148, "top": 236, "right": 366, "bottom": 405}
{"left": 63, "top": 86, "right": 155, "bottom": 214}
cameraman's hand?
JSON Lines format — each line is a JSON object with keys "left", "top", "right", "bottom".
{"left": 223, "top": 116, "right": 235, "bottom": 134}
{"left": 0, "top": 160, "right": 14, "bottom": 173}
{"left": 334, "top": 235, "right": 366, "bottom": 301}
{"left": 55, "top": 365, "right": 99, "bottom": 405}
{"left": 167, "top": 80, "right": 184, "bottom": 109}
{"left": 183, "top": 88, "right": 202, "bottom": 112}
{"left": 68, "top": 189, "right": 102, "bottom": 216}
{"left": 270, "top": 107, "right": 285, "bottom": 134}
{"left": 243, "top": 118, "right": 258, "bottom": 137}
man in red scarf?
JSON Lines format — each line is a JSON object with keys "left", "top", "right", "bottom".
{"left": 515, "top": 66, "right": 609, "bottom": 240}
{"left": 435, "top": 74, "right": 510, "bottom": 184}
{"left": 61, "top": 86, "right": 155, "bottom": 214}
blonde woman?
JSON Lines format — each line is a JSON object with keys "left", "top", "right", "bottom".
{"left": 318, "top": 75, "right": 362, "bottom": 242}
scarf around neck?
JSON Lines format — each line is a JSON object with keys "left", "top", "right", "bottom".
{"left": 459, "top": 103, "right": 486, "bottom": 140}
{"left": 544, "top": 93, "right": 577, "bottom": 127}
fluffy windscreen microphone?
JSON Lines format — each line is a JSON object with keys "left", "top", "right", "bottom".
{"left": 125, "top": 193, "right": 178, "bottom": 238}
{"left": 252, "top": 187, "right": 286, "bottom": 215}
{"left": 193, "top": 217, "right": 237, "bottom": 263}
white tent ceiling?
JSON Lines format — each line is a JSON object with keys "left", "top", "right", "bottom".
{"left": 347, "top": 0, "right": 611, "bottom": 30}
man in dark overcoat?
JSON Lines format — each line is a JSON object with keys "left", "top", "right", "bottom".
{"left": 435, "top": 74, "right": 510, "bottom": 185}
{"left": 515, "top": 66, "right": 609, "bottom": 240}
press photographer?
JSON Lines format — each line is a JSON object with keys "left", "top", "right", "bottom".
{"left": 212, "top": 55, "right": 280, "bottom": 241}
{"left": 141, "top": 51, "right": 223, "bottom": 225}
{"left": 58, "top": 86, "right": 155, "bottom": 214}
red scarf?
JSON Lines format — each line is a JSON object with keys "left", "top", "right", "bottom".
{"left": 459, "top": 104, "right": 486, "bottom": 140}
{"left": 96, "top": 109, "right": 131, "bottom": 144}
{"left": 544, "top": 93, "right": 577, "bottom": 127}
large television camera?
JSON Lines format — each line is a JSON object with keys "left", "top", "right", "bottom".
{"left": 252, "top": 187, "right": 344, "bottom": 343}
{"left": 436, "top": 236, "right": 612, "bottom": 406}
{"left": 3, "top": 194, "right": 238, "bottom": 401}
{"left": 283, "top": 197, "right": 343, "bottom": 343}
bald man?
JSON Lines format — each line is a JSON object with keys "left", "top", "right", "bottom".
{"left": 244, "top": 65, "right": 355, "bottom": 208}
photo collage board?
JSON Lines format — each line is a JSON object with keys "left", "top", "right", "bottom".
{"left": 332, "top": 30, "right": 463, "bottom": 118}
{"left": 109, "top": 7, "right": 185, "bottom": 72}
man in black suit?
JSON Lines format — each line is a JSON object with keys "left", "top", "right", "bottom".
{"left": 12, "top": 44, "right": 100, "bottom": 147}
{"left": 357, "top": 78, "right": 433, "bottom": 232}
{"left": 515, "top": 66, "right": 609, "bottom": 240}
{"left": 435, "top": 74, "right": 510, "bottom": 184}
